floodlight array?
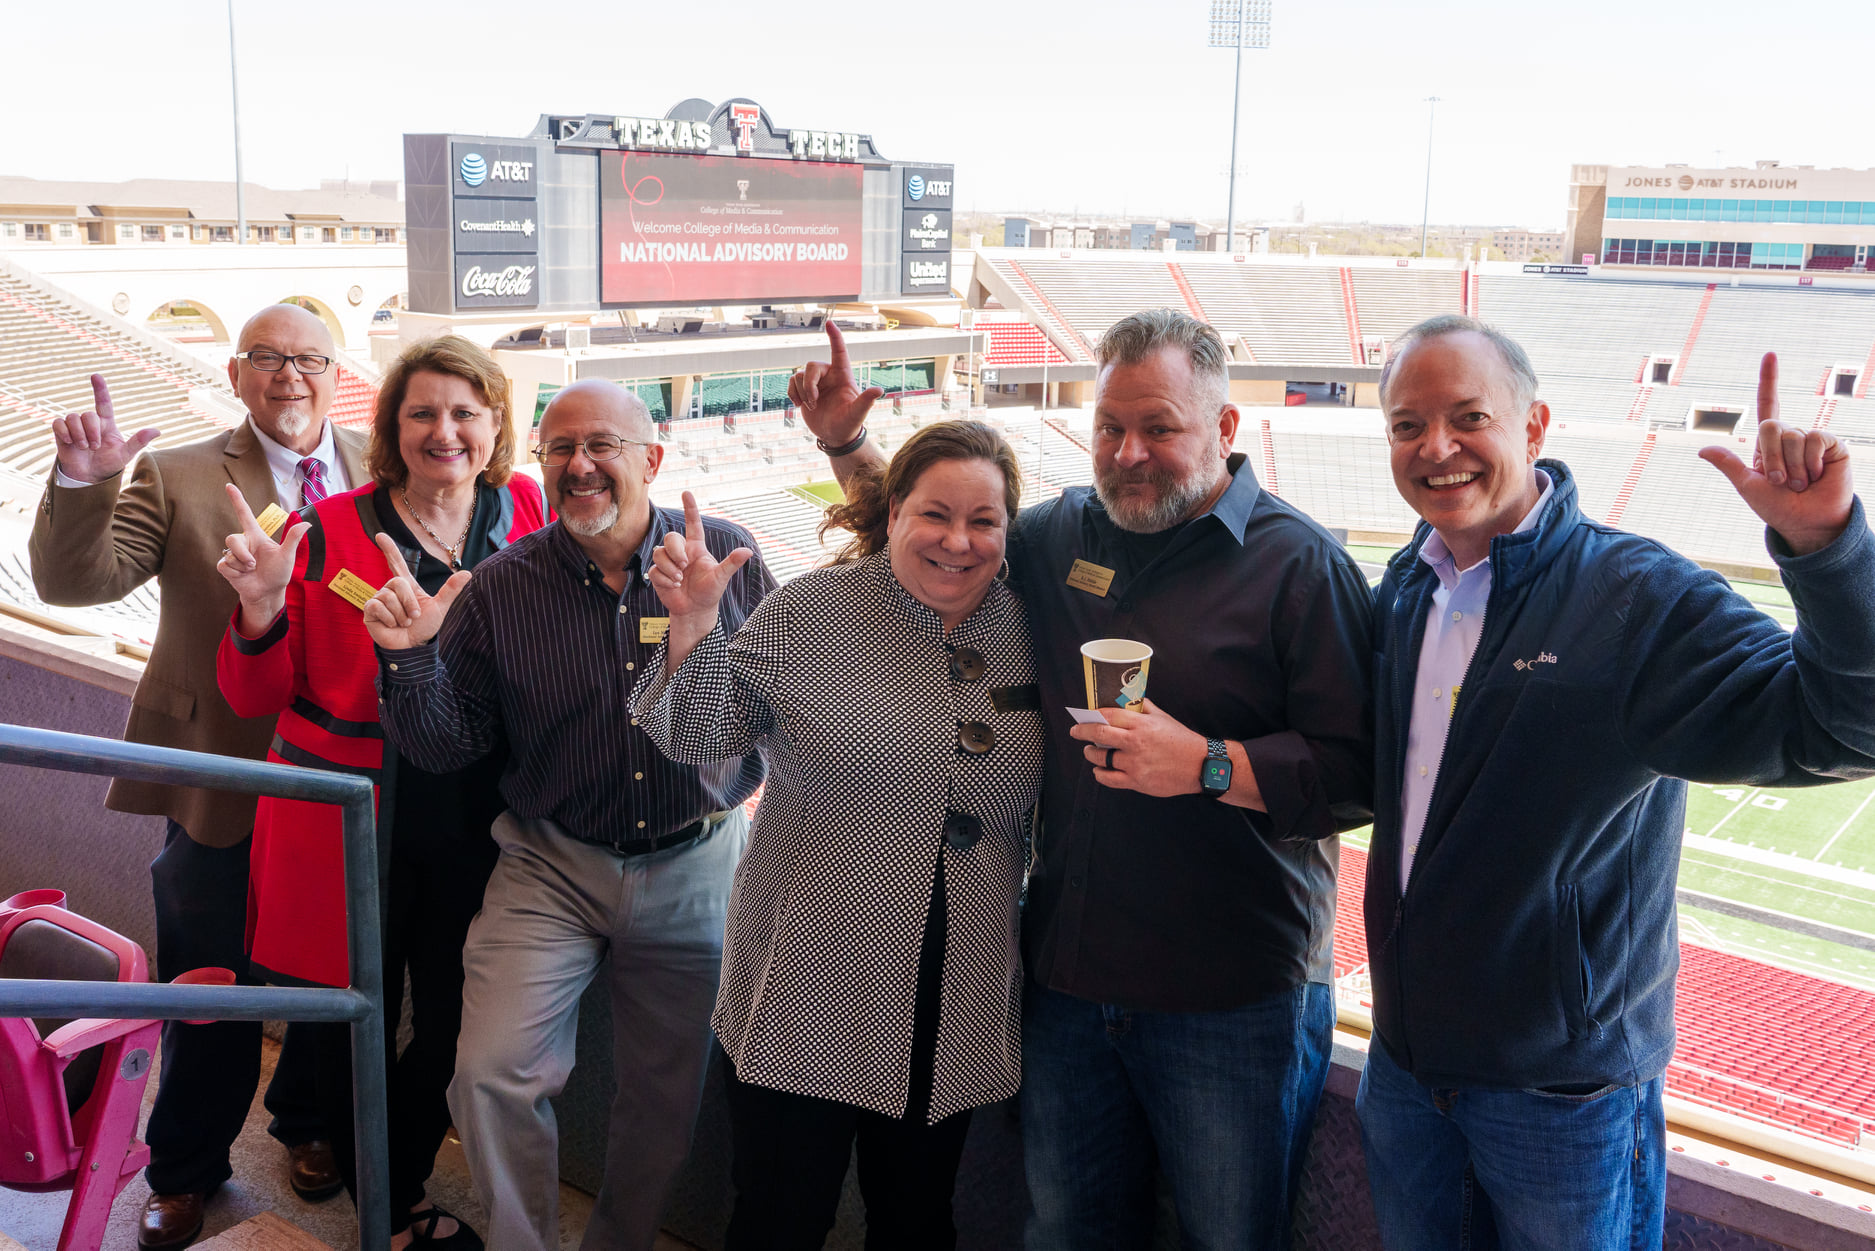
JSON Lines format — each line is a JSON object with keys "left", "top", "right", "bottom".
{"left": 1207, "top": 0, "right": 1272, "bottom": 49}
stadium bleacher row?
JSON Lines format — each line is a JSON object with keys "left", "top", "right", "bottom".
{"left": 977, "top": 250, "right": 1875, "bottom": 442}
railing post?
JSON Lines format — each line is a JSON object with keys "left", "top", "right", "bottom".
{"left": 0, "top": 725, "right": 391, "bottom": 1249}
{"left": 341, "top": 783, "right": 391, "bottom": 1251}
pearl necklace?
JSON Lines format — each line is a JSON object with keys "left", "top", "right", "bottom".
{"left": 401, "top": 487, "right": 474, "bottom": 569}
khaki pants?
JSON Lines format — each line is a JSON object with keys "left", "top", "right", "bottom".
{"left": 448, "top": 808, "right": 747, "bottom": 1251}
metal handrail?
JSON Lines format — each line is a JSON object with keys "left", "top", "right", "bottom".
{"left": 0, "top": 723, "right": 390, "bottom": 1250}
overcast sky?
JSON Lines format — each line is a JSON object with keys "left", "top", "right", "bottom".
{"left": 5, "top": 0, "right": 1862, "bottom": 228}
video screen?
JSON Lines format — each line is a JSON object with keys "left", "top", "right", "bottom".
{"left": 600, "top": 150, "right": 863, "bottom": 305}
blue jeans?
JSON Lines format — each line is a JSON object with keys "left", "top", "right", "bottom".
{"left": 1356, "top": 1040, "right": 1666, "bottom": 1251}
{"left": 1021, "top": 979, "right": 1334, "bottom": 1251}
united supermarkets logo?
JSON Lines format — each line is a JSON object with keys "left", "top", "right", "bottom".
{"left": 460, "top": 153, "right": 487, "bottom": 187}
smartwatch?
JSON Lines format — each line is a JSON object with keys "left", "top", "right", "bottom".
{"left": 1200, "top": 738, "right": 1233, "bottom": 799}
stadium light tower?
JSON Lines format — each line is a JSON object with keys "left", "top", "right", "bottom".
{"left": 1419, "top": 96, "right": 1442, "bottom": 259}
{"left": 1208, "top": 0, "right": 1272, "bottom": 254}
{"left": 227, "top": 0, "right": 246, "bottom": 245}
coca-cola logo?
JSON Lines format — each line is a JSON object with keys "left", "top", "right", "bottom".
{"left": 461, "top": 264, "right": 536, "bottom": 299}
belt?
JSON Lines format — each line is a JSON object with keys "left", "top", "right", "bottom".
{"left": 617, "top": 809, "right": 732, "bottom": 857}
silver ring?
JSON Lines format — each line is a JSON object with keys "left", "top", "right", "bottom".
{"left": 1104, "top": 747, "right": 1117, "bottom": 770}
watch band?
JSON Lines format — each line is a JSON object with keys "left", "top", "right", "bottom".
{"left": 815, "top": 426, "right": 869, "bottom": 458}
{"left": 1201, "top": 737, "right": 1232, "bottom": 798}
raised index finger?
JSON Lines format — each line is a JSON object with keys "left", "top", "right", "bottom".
{"left": 374, "top": 531, "right": 417, "bottom": 583}
{"left": 682, "top": 489, "right": 703, "bottom": 541}
{"left": 223, "top": 482, "right": 264, "bottom": 537}
{"left": 1757, "top": 351, "right": 1779, "bottom": 428}
{"left": 90, "top": 374, "right": 114, "bottom": 423}
{"left": 825, "top": 319, "right": 850, "bottom": 373}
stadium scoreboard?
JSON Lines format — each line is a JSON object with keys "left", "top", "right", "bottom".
{"left": 405, "top": 98, "right": 954, "bottom": 316}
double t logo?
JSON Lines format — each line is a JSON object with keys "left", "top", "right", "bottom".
{"left": 731, "top": 104, "right": 761, "bottom": 154}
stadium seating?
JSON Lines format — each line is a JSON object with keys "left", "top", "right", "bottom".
{"left": 973, "top": 256, "right": 1094, "bottom": 360}
{"left": 1179, "top": 264, "right": 1352, "bottom": 366}
{"left": 1617, "top": 429, "right": 1773, "bottom": 557}
{"left": 984, "top": 256, "right": 1185, "bottom": 353}
{"left": 1676, "top": 283, "right": 1875, "bottom": 431}
{"left": 0, "top": 267, "right": 234, "bottom": 477}
{"left": 328, "top": 363, "right": 379, "bottom": 428}
{"left": 1478, "top": 274, "right": 1712, "bottom": 425}
{"left": 975, "top": 317, "right": 1070, "bottom": 367}
{"left": 1262, "top": 420, "right": 1418, "bottom": 533}
{"left": 1347, "top": 267, "right": 1467, "bottom": 344}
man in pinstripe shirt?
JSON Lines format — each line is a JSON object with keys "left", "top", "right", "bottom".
{"left": 368, "top": 381, "right": 774, "bottom": 1251}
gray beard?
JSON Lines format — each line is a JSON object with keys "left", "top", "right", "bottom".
{"left": 1095, "top": 462, "right": 1223, "bottom": 533}
{"left": 561, "top": 498, "right": 621, "bottom": 536}
{"left": 272, "top": 408, "right": 310, "bottom": 441}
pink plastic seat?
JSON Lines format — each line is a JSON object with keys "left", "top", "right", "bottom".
{"left": 0, "top": 892, "right": 158, "bottom": 1251}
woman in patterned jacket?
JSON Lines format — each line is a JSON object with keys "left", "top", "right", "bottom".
{"left": 215, "top": 336, "right": 548, "bottom": 1251}
{"left": 635, "top": 421, "right": 1044, "bottom": 1250}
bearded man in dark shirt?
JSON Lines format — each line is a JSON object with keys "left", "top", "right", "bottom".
{"left": 794, "top": 310, "right": 1374, "bottom": 1248}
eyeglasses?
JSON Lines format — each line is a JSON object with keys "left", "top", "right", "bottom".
{"left": 943, "top": 810, "right": 983, "bottom": 851}
{"left": 956, "top": 720, "right": 996, "bottom": 756}
{"left": 235, "top": 351, "right": 333, "bottom": 375}
{"left": 531, "top": 436, "right": 655, "bottom": 467}
{"left": 947, "top": 644, "right": 986, "bottom": 682}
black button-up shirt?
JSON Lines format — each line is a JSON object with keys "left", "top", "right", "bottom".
{"left": 1012, "top": 452, "right": 1375, "bottom": 1011}
{"left": 377, "top": 508, "right": 775, "bottom": 850}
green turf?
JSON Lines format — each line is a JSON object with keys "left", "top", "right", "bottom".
{"left": 790, "top": 481, "right": 845, "bottom": 507}
{"left": 1686, "top": 778, "right": 1875, "bottom": 870}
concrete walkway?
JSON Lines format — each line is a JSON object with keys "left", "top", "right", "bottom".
{"left": 0, "top": 1034, "right": 699, "bottom": 1251}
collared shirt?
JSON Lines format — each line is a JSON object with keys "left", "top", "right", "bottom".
{"left": 1397, "top": 469, "right": 1554, "bottom": 891}
{"left": 248, "top": 416, "right": 351, "bottom": 504}
{"left": 376, "top": 507, "right": 776, "bottom": 850}
{"left": 55, "top": 415, "right": 350, "bottom": 504}
{"left": 1010, "top": 452, "right": 1375, "bottom": 1011}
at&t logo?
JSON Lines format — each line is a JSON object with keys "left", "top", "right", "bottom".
{"left": 460, "top": 153, "right": 487, "bottom": 187}
{"left": 907, "top": 175, "right": 925, "bottom": 200}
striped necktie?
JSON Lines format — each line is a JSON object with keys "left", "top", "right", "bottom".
{"left": 298, "top": 457, "right": 328, "bottom": 507}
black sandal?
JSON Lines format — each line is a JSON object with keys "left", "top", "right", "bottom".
{"left": 406, "top": 1206, "right": 484, "bottom": 1250}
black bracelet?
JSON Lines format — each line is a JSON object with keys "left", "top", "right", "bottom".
{"left": 815, "top": 426, "right": 868, "bottom": 458}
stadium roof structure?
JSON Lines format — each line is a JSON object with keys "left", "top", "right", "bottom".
{"left": 0, "top": 175, "right": 404, "bottom": 224}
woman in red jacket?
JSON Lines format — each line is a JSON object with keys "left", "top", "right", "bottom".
{"left": 216, "top": 335, "right": 548, "bottom": 1250}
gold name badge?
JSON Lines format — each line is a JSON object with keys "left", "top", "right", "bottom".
{"left": 253, "top": 503, "right": 291, "bottom": 539}
{"left": 639, "top": 616, "right": 671, "bottom": 645}
{"left": 1065, "top": 559, "right": 1116, "bottom": 598}
{"left": 327, "top": 569, "right": 380, "bottom": 611}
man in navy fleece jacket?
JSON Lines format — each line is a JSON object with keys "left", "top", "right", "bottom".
{"left": 1358, "top": 314, "right": 1875, "bottom": 1251}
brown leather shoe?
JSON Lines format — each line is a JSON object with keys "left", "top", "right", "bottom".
{"left": 287, "top": 1139, "right": 343, "bottom": 1201}
{"left": 138, "top": 1192, "right": 205, "bottom": 1250}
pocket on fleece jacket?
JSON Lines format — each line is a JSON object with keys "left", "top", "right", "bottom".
{"left": 1554, "top": 883, "right": 1596, "bottom": 1042}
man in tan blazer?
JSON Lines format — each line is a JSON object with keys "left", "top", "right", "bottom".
{"left": 29, "top": 303, "right": 367, "bottom": 1250}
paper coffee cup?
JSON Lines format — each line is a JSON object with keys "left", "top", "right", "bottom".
{"left": 1081, "top": 638, "right": 1153, "bottom": 709}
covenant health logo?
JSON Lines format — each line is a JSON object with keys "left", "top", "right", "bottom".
{"left": 460, "top": 152, "right": 487, "bottom": 187}
{"left": 907, "top": 175, "right": 925, "bottom": 201}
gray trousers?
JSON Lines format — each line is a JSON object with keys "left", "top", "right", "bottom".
{"left": 448, "top": 808, "right": 747, "bottom": 1251}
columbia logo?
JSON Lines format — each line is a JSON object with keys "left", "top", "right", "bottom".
{"left": 1513, "top": 652, "right": 1558, "bottom": 671}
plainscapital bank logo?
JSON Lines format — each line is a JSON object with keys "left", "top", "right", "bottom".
{"left": 907, "top": 175, "right": 926, "bottom": 201}
{"left": 461, "top": 264, "right": 535, "bottom": 300}
{"left": 460, "top": 153, "right": 488, "bottom": 187}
